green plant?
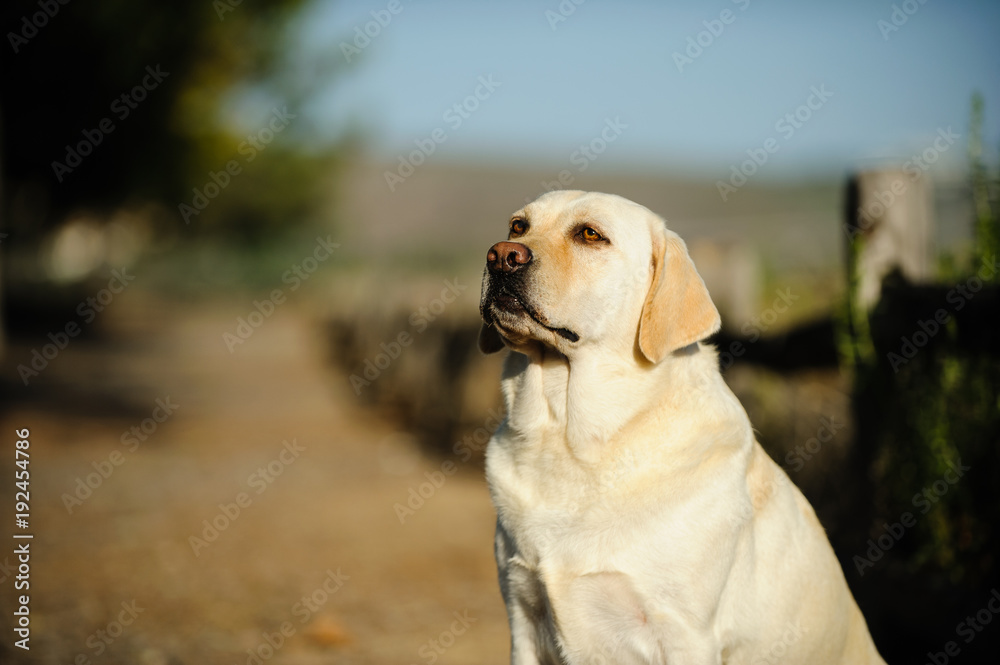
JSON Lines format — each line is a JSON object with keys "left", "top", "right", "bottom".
{"left": 840, "top": 94, "right": 1000, "bottom": 587}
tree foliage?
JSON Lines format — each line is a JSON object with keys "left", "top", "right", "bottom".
{"left": 1, "top": 0, "right": 339, "bottom": 241}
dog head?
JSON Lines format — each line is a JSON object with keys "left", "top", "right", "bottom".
{"left": 479, "top": 191, "right": 720, "bottom": 363}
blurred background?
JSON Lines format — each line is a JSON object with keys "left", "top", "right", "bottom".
{"left": 0, "top": 0, "right": 998, "bottom": 663}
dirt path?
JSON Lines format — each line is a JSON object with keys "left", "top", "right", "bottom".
{"left": 0, "top": 286, "right": 509, "bottom": 664}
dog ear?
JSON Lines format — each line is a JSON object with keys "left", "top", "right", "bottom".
{"left": 638, "top": 229, "right": 721, "bottom": 363}
{"left": 478, "top": 323, "right": 506, "bottom": 354}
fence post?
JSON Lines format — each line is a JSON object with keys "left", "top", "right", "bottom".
{"left": 844, "top": 169, "right": 934, "bottom": 310}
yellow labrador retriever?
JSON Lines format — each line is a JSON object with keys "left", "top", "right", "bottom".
{"left": 478, "top": 191, "right": 885, "bottom": 665}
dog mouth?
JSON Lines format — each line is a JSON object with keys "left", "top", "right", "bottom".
{"left": 483, "top": 286, "right": 579, "bottom": 343}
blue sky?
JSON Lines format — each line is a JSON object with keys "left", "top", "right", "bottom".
{"left": 287, "top": 0, "right": 1000, "bottom": 178}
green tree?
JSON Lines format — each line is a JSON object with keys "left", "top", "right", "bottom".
{"left": 1, "top": 0, "right": 342, "bottom": 242}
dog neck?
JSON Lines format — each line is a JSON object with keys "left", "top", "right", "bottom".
{"left": 499, "top": 342, "right": 713, "bottom": 463}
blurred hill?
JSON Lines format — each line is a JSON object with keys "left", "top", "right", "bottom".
{"left": 332, "top": 158, "right": 974, "bottom": 272}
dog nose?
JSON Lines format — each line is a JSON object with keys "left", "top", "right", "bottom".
{"left": 487, "top": 241, "right": 532, "bottom": 274}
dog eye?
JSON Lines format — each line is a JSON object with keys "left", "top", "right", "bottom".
{"left": 510, "top": 219, "right": 528, "bottom": 236}
{"left": 580, "top": 227, "right": 603, "bottom": 242}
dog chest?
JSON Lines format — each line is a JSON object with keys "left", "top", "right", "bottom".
{"left": 504, "top": 553, "right": 667, "bottom": 664}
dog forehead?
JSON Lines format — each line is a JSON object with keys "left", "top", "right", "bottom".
{"left": 518, "top": 191, "right": 659, "bottom": 249}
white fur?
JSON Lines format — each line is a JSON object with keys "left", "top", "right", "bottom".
{"left": 482, "top": 191, "right": 885, "bottom": 665}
